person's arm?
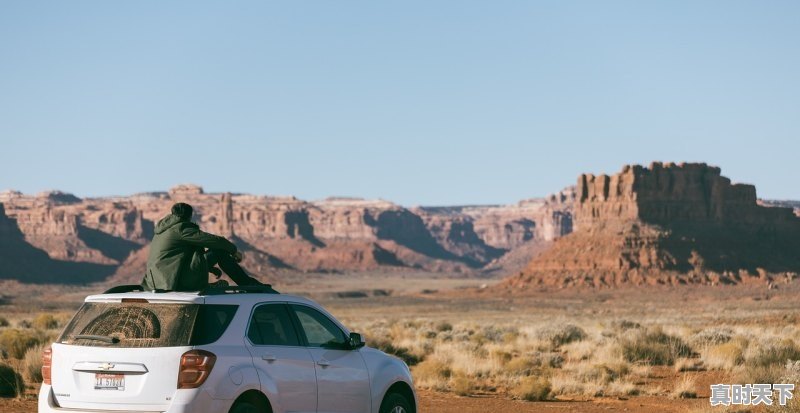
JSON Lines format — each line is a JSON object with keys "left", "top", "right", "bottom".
{"left": 179, "top": 226, "right": 237, "bottom": 254}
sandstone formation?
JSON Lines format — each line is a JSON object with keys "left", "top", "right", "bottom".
{"left": 506, "top": 163, "right": 800, "bottom": 288}
{"left": 0, "top": 203, "right": 115, "bottom": 283}
{"left": 0, "top": 185, "right": 573, "bottom": 284}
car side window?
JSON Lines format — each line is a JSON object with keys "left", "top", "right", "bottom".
{"left": 290, "top": 305, "right": 348, "bottom": 349}
{"left": 247, "top": 304, "right": 300, "bottom": 346}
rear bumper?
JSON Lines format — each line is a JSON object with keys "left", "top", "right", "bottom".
{"left": 38, "top": 384, "right": 233, "bottom": 413}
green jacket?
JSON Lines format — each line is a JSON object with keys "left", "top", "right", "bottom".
{"left": 141, "top": 214, "right": 236, "bottom": 291}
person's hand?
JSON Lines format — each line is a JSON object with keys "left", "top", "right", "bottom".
{"left": 233, "top": 250, "right": 244, "bottom": 263}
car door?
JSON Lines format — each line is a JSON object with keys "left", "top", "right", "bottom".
{"left": 245, "top": 303, "right": 317, "bottom": 413}
{"left": 289, "top": 304, "right": 371, "bottom": 413}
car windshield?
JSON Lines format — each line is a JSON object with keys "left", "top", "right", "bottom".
{"left": 58, "top": 302, "right": 238, "bottom": 348}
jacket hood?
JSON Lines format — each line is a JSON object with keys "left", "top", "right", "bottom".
{"left": 155, "top": 214, "right": 192, "bottom": 234}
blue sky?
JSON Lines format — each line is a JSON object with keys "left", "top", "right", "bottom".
{"left": 1, "top": 1, "right": 798, "bottom": 205}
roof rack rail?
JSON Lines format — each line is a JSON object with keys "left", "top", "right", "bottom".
{"left": 199, "top": 284, "right": 280, "bottom": 295}
{"left": 103, "top": 285, "right": 146, "bottom": 294}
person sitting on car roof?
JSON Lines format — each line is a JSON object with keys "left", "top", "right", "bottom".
{"left": 141, "top": 202, "right": 263, "bottom": 291}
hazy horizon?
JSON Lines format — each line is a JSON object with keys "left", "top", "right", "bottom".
{"left": 2, "top": 1, "right": 799, "bottom": 205}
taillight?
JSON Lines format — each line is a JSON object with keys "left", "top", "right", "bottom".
{"left": 42, "top": 347, "right": 52, "bottom": 385}
{"left": 177, "top": 350, "right": 216, "bottom": 389}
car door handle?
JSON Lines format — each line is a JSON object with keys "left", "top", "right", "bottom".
{"left": 317, "top": 360, "right": 330, "bottom": 368}
{"left": 261, "top": 354, "right": 277, "bottom": 362}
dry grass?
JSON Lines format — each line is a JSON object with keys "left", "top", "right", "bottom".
{"left": 701, "top": 339, "right": 746, "bottom": 370}
{"left": 349, "top": 304, "right": 800, "bottom": 402}
{"left": 512, "top": 376, "right": 551, "bottom": 401}
{"left": 31, "top": 314, "right": 59, "bottom": 331}
{"left": 671, "top": 376, "right": 697, "bottom": 399}
{"left": 617, "top": 327, "right": 692, "bottom": 365}
{"left": 360, "top": 317, "right": 700, "bottom": 399}
{"left": 449, "top": 374, "right": 472, "bottom": 396}
{"left": 0, "top": 329, "right": 45, "bottom": 360}
{"left": 21, "top": 344, "right": 46, "bottom": 384}
{"left": 0, "top": 362, "right": 23, "bottom": 398}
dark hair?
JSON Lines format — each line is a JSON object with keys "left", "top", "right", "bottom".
{"left": 171, "top": 203, "right": 193, "bottom": 220}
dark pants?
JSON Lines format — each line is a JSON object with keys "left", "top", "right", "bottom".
{"left": 205, "top": 250, "right": 262, "bottom": 286}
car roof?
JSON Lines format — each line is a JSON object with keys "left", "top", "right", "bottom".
{"left": 84, "top": 291, "right": 318, "bottom": 307}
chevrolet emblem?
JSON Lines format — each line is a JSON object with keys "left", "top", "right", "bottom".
{"left": 98, "top": 363, "right": 115, "bottom": 371}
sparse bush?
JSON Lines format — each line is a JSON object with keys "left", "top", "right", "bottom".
{"left": 767, "top": 361, "right": 800, "bottom": 412}
{"left": 740, "top": 364, "right": 786, "bottom": 384}
{"left": 450, "top": 374, "right": 472, "bottom": 396}
{"left": 23, "top": 343, "right": 46, "bottom": 383}
{"left": 435, "top": 322, "right": 453, "bottom": 332}
{"left": 0, "top": 317, "right": 9, "bottom": 327}
{"left": 618, "top": 327, "right": 691, "bottom": 365}
{"left": 412, "top": 358, "right": 452, "bottom": 389}
{"left": 472, "top": 326, "right": 519, "bottom": 345}
{"left": 607, "top": 380, "right": 640, "bottom": 396}
{"left": 370, "top": 337, "right": 422, "bottom": 366}
{"left": 0, "top": 362, "right": 24, "bottom": 398}
{"left": 675, "top": 357, "right": 704, "bottom": 372}
{"left": 513, "top": 376, "right": 551, "bottom": 401}
{"left": 671, "top": 376, "right": 697, "bottom": 399}
{"left": 702, "top": 339, "right": 746, "bottom": 370}
{"left": 745, "top": 340, "right": 800, "bottom": 369}
{"left": 691, "top": 327, "right": 734, "bottom": 347}
{"left": 538, "top": 324, "right": 586, "bottom": 348}
{"left": 505, "top": 357, "right": 536, "bottom": 376}
{"left": 577, "top": 362, "right": 630, "bottom": 384}
{"left": 601, "top": 320, "right": 642, "bottom": 338}
{"left": 33, "top": 314, "right": 59, "bottom": 330}
{"left": 16, "top": 320, "right": 31, "bottom": 329}
{"left": 0, "top": 328, "right": 44, "bottom": 359}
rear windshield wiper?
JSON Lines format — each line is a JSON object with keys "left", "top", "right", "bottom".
{"left": 73, "top": 335, "right": 120, "bottom": 344}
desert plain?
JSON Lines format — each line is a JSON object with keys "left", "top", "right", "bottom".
{"left": 1, "top": 272, "right": 799, "bottom": 412}
{"left": 2, "top": 162, "right": 800, "bottom": 412}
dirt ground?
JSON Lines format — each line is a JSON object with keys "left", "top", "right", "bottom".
{"left": 1, "top": 273, "right": 795, "bottom": 413}
{"left": 420, "top": 389, "right": 706, "bottom": 412}
{"left": 0, "top": 390, "right": 708, "bottom": 413}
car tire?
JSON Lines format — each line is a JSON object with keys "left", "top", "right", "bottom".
{"left": 380, "top": 392, "right": 412, "bottom": 413}
{"left": 229, "top": 401, "right": 261, "bottom": 413}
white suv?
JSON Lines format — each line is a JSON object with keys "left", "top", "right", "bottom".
{"left": 38, "top": 285, "right": 417, "bottom": 413}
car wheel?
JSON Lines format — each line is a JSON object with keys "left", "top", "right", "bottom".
{"left": 230, "top": 401, "right": 261, "bottom": 413}
{"left": 380, "top": 392, "right": 412, "bottom": 413}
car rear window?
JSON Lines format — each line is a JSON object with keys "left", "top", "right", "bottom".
{"left": 58, "top": 302, "right": 238, "bottom": 348}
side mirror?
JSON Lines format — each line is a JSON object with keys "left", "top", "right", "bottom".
{"left": 348, "top": 332, "right": 366, "bottom": 349}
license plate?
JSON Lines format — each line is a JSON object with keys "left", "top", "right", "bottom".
{"left": 94, "top": 373, "right": 125, "bottom": 391}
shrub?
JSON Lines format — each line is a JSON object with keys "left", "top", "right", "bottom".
{"left": 671, "top": 376, "right": 697, "bottom": 399}
{"left": 0, "top": 329, "right": 43, "bottom": 359}
{"left": 702, "top": 340, "right": 746, "bottom": 370}
{"left": 472, "top": 326, "right": 519, "bottom": 345}
{"left": 33, "top": 314, "right": 59, "bottom": 330}
{"left": 370, "top": 338, "right": 422, "bottom": 366}
{"left": 435, "top": 322, "right": 453, "bottom": 332}
{"left": 538, "top": 324, "right": 587, "bottom": 348}
{"left": 23, "top": 343, "right": 46, "bottom": 383}
{"left": 505, "top": 357, "right": 536, "bottom": 376}
{"left": 412, "top": 359, "right": 452, "bottom": 389}
{"left": 0, "top": 362, "right": 24, "bottom": 398}
{"left": 0, "top": 317, "right": 9, "bottom": 327}
{"left": 16, "top": 320, "right": 31, "bottom": 329}
{"left": 513, "top": 376, "right": 551, "bottom": 401}
{"left": 767, "top": 361, "right": 800, "bottom": 413}
{"left": 450, "top": 374, "right": 472, "bottom": 396}
{"left": 745, "top": 340, "right": 800, "bottom": 369}
{"left": 674, "top": 357, "right": 704, "bottom": 372}
{"left": 691, "top": 327, "right": 734, "bottom": 347}
{"left": 740, "top": 364, "right": 786, "bottom": 384}
{"left": 618, "top": 328, "right": 691, "bottom": 365}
